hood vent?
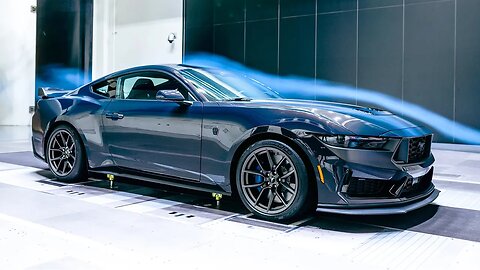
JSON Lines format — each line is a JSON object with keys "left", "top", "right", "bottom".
{"left": 354, "top": 107, "right": 390, "bottom": 115}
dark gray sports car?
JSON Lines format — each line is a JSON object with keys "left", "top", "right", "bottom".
{"left": 32, "top": 64, "right": 439, "bottom": 221}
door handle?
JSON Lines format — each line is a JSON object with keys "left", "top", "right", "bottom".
{"left": 105, "top": 112, "right": 124, "bottom": 120}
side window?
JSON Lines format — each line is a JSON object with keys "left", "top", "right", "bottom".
{"left": 92, "top": 79, "right": 117, "bottom": 98}
{"left": 121, "top": 77, "right": 169, "bottom": 99}
{"left": 117, "top": 72, "right": 194, "bottom": 101}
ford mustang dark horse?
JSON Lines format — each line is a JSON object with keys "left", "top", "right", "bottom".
{"left": 32, "top": 65, "right": 439, "bottom": 221}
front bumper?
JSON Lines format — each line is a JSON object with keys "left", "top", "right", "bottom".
{"left": 297, "top": 131, "right": 438, "bottom": 213}
{"left": 316, "top": 187, "right": 439, "bottom": 215}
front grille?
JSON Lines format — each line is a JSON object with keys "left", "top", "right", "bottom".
{"left": 346, "top": 178, "right": 389, "bottom": 197}
{"left": 408, "top": 137, "right": 428, "bottom": 163}
{"left": 393, "top": 135, "right": 431, "bottom": 164}
{"left": 344, "top": 177, "right": 405, "bottom": 198}
{"left": 343, "top": 168, "right": 434, "bottom": 198}
{"left": 400, "top": 168, "right": 434, "bottom": 197}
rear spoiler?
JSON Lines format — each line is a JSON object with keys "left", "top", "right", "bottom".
{"left": 37, "top": 87, "right": 70, "bottom": 99}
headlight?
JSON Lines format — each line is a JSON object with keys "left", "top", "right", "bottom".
{"left": 318, "top": 135, "right": 388, "bottom": 150}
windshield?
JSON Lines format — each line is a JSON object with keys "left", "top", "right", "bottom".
{"left": 179, "top": 67, "right": 281, "bottom": 101}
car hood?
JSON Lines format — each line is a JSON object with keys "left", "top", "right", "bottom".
{"left": 233, "top": 99, "right": 425, "bottom": 136}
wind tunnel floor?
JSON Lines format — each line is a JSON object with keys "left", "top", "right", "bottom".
{"left": 1, "top": 127, "right": 480, "bottom": 269}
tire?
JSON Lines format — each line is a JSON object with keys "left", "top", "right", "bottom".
{"left": 235, "top": 139, "right": 310, "bottom": 221}
{"left": 46, "top": 125, "right": 87, "bottom": 182}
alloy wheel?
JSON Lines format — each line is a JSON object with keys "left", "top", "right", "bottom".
{"left": 240, "top": 146, "right": 299, "bottom": 215}
{"left": 48, "top": 129, "right": 76, "bottom": 177}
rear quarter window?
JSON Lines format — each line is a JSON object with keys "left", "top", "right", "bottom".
{"left": 92, "top": 79, "right": 117, "bottom": 98}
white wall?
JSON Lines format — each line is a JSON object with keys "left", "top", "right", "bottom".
{"left": 0, "top": 0, "right": 36, "bottom": 126}
{"left": 92, "top": 0, "right": 116, "bottom": 80}
{"left": 92, "top": 0, "right": 183, "bottom": 80}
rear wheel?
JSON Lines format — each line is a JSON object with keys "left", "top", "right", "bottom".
{"left": 236, "top": 139, "right": 310, "bottom": 221}
{"left": 46, "top": 125, "right": 87, "bottom": 182}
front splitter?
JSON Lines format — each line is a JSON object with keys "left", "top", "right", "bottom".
{"left": 316, "top": 189, "right": 440, "bottom": 215}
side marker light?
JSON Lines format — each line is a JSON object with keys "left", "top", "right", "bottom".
{"left": 317, "top": 165, "right": 325, "bottom": 184}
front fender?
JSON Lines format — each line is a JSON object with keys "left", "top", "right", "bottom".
{"left": 224, "top": 125, "right": 321, "bottom": 193}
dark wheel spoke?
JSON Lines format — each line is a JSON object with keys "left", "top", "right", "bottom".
{"left": 266, "top": 150, "right": 274, "bottom": 170}
{"left": 52, "top": 160, "right": 60, "bottom": 171}
{"left": 65, "top": 134, "right": 70, "bottom": 146}
{"left": 276, "top": 192, "right": 287, "bottom": 206}
{"left": 244, "top": 182, "right": 264, "bottom": 188}
{"left": 53, "top": 138, "right": 61, "bottom": 148}
{"left": 280, "top": 169, "right": 295, "bottom": 180}
{"left": 59, "top": 132, "right": 67, "bottom": 146}
{"left": 280, "top": 182, "right": 295, "bottom": 194}
{"left": 62, "top": 160, "right": 68, "bottom": 174}
{"left": 254, "top": 187, "right": 267, "bottom": 206}
{"left": 275, "top": 156, "right": 286, "bottom": 169}
{"left": 56, "top": 159, "right": 63, "bottom": 173}
{"left": 244, "top": 169, "right": 263, "bottom": 177}
{"left": 254, "top": 154, "right": 266, "bottom": 172}
{"left": 266, "top": 190, "right": 275, "bottom": 211}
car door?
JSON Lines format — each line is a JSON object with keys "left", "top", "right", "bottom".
{"left": 101, "top": 70, "right": 203, "bottom": 181}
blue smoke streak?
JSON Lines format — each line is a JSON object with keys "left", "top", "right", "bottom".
{"left": 185, "top": 53, "right": 480, "bottom": 145}
{"left": 36, "top": 64, "right": 90, "bottom": 92}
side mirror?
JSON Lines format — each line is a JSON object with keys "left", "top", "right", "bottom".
{"left": 156, "top": 89, "right": 184, "bottom": 101}
{"left": 156, "top": 90, "right": 192, "bottom": 106}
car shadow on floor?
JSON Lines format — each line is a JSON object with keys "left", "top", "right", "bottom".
{"left": 34, "top": 169, "right": 439, "bottom": 235}
{"left": 308, "top": 205, "right": 440, "bottom": 233}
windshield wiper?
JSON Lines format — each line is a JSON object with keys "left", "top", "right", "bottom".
{"left": 224, "top": 97, "right": 252, "bottom": 101}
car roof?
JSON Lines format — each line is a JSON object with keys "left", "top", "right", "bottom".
{"left": 92, "top": 64, "right": 202, "bottom": 84}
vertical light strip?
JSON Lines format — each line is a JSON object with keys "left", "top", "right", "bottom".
{"left": 453, "top": 0, "right": 457, "bottom": 143}
{"left": 213, "top": 1, "right": 216, "bottom": 54}
{"left": 401, "top": 0, "right": 405, "bottom": 116}
{"left": 355, "top": 0, "right": 359, "bottom": 105}
{"left": 182, "top": 0, "right": 185, "bottom": 63}
{"left": 112, "top": 0, "right": 116, "bottom": 71}
{"left": 277, "top": 0, "right": 281, "bottom": 75}
{"left": 314, "top": 0, "right": 318, "bottom": 100}
{"left": 243, "top": 0, "right": 246, "bottom": 63}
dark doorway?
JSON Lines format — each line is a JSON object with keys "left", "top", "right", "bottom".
{"left": 35, "top": 0, "right": 93, "bottom": 91}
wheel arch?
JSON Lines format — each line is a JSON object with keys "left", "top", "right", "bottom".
{"left": 44, "top": 120, "right": 89, "bottom": 166}
{"left": 228, "top": 127, "right": 318, "bottom": 203}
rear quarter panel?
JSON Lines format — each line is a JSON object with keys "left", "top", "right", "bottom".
{"left": 32, "top": 86, "right": 111, "bottom": 168}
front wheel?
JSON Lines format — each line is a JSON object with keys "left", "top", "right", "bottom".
{"left": 236, "top": 140, "right": 310, "bottom": 221}
{"left": 46, "top": 125, "right": 87, "bottom": 182}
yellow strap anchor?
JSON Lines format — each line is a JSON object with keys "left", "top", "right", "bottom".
{"left": 107, "top": 174, "right": 115, "bottom": 189}
{"left": 212, "top": 193, "right": 223, "bottom": 201}
{"left": 212, "top": 193, "right": 223, "bottom": 207}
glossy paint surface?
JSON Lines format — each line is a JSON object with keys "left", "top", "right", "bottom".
{"left": 32, "top": 65, "right": 437, "bottom": 211}
{"left": 102, "top": 99, "right": 203, "bottom": 181}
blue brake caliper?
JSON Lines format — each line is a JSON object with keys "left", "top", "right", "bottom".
{"left": 254, "top": 165, "right": 263, "bottom": 192}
